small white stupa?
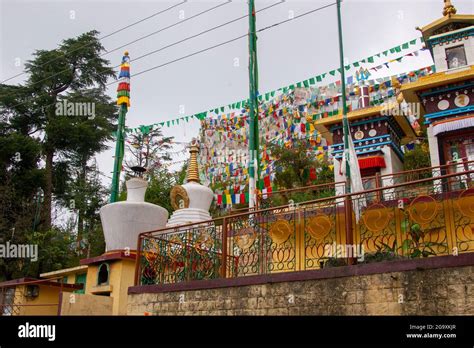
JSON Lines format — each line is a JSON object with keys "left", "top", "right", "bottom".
{"left": 166, "top": 138, "right": 214, "bottom": 227}
{"left": 100, "top": 177, "right": 169, "bottom": 251}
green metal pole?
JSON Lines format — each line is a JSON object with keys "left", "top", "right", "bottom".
{"left": 337, "top": 0, "right": 355, "bottom": 265}
{"left": 336, "top": 0, "right": 351, "bottom": 193}
{"left": 110, "top": 103, "right": 127, "bottom": 203}
{"left": 248, "top": 0, "right": 260, "bottom": 208}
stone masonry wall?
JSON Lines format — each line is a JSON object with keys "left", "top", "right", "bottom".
{"left": 127, "top": 264, "right": 474, "bottom": 315}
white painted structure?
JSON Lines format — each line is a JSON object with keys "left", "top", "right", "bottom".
{"left": 100, "top": 178, "right": 169, "bottom": 251}
{"left": 166, "top": 181, "right": 214, "bottom": 227}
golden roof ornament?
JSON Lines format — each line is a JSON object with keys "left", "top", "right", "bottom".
{"left": 443, "top": 0, "right": 457, "bottom": 17}
{"left": 186, "top": 138, "right": 200, "bottom": 183}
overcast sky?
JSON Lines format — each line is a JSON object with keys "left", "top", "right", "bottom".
{"left": 1, "top": 0, "right": 473, "bottom": 187}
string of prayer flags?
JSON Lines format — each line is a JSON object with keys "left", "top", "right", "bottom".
{"left": 124, "top": 37, "right": 425, "bottom": 134}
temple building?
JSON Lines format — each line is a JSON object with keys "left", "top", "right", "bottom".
{"left": 315, "top": 72, "right": 417, "bottom": 193}
{"left": 400, "top": 0, "right": 474, "bottom": 170}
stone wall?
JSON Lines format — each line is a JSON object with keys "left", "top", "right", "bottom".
{"left": 127, "top": 255, "right": 474, "bottom": 315}
{"left": 60, "top": 293, "right": 113, "bottom": 315}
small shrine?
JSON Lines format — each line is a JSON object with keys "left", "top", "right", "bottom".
{"left": 166, "top": 138, "right": 214, "bottom": 227}
{"left": 401, "top": 0, "right": 474, "bottom": 169}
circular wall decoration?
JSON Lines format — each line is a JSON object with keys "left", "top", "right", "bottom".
{"left": 368, "top": 129, "right": 377, "bottom": 137}
{"left": 167, "top": 236, "right": 184, "bottom": 260}
{"left": 269, "top": 220, "right": 292, "bottom": 244}
{"left": 144, "top": 250, "right": 158, "bottom": 263}
{"left": 170, "top": 185, "right": 190, "bottom": 210}
{"left": 194, "top": 231, "right": 214, "bottom": 255}
{"left": 306, "top": 214, "right": 332, "bottom": 240}
{"left": 456, "top": 188, "right": 474, "bottom": 219}
{"left": 234, "top": 228, "right": 256, "bottom": 250}
{"left": 437, "top": 99, "right": 450, "bottom": 111}
{"left": 454, "top": 94, "right": 470, "bottom": 108}
{"left": 407, "top": 195, "right": 439, "bottom": 226}
{"left": 362, "top": 203, "right": 392, "bottom": 233}
{"left": 354, "top": 130, "right": 364, "bottom": 140}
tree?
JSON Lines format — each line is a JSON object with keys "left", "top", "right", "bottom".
{"left": 263, "top": 140, "right": 334, "bottom": 207}
{"left": 0, "top": 31, "right": 116, "bottom": 278}
{"left": 268, "top": 139, "right": 322, "bottom": 189}
{"left": 404, "top": 139, "right": 431, "bottom": 171}
{"left": 124, "top": 127, "right": 173, "bottom": 176}
{"left": 52, "top": 89, "right": 116, "bottom": 241}
{"left": 23, "top": 30, "right": 115, "bottom": 230}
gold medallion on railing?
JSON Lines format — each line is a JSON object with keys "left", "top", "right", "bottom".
{"left": 269, "top": 220, "right": 292, "bottom": 244}
{"left": 144, "top": 239, "right": 159, "bottom": 263}
{"left": 362, "top": 203, "right": 392, "bottom": 234}
{"left": 306, "top": 214, "right": 332, "bottom": 240}
{"left": 456, "top": 188, "right": 474, "bottom": 219}
{"left": 194, "top": 230, "right": 214, "bottom": 256}
{"left": 407, "top": 195, "right": 439, "bottom": 227}
{"left": 234, "top": 228, "right": 256, "bottom": 250}
{"left": 166, "top": 235, "right": 184, "bottom": 260}
{"left": 144, "top": 250, "right": 158, "bottom": 263}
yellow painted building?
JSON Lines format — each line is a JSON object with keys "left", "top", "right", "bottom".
{"left": 0, "top": 251, "right": 137, "bottom": 316}
{"left": 0, "top": 277, "right": 81, "bottom": 316}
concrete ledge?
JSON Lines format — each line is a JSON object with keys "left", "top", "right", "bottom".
{"left": 128, "top": 252, "right": 474, "bottom": 295}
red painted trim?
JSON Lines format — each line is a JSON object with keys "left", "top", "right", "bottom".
{"left": 128, "top": 252, "right": 474, "bottom": 295}
{"left": 358, "top": 156, "right": 386, "bottom": 169}
{"left": 80, "top": 251, "right": 136, "bottom": 265}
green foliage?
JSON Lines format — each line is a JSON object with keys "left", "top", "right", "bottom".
{"left": 124, "top": 127, "right": 173, "bottom": 176}
{"left": 144, "top": 170, "right": 176, "bottom": 214}
{"left": 0, "top": 228, "right": 79, "bottom": 282}
{"left": 323, "top": 257, "right": 347, "bottom": 268}
{"left": 0, "top": 30, "right": 116, "bottom": 278}
{"left": 23, "top": 229, "right": 79, "bottom": 277}
{"left": 269, "top": 139, "right": 319, "bottom": 189}
{"left": 404, "top": 140, "right": 431, "bottom": 171}
{"left": 360, "top": 240, "right": 405, "bottom": 264}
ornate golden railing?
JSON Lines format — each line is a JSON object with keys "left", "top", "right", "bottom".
{"left": 135, "top": 168, "right": 474, "bottom": 286}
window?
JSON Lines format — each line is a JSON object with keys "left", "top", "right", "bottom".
{"left": 97, "top": 263, "right": 109, "bottom": 286}
{"left": 0, "top": 288, "right": 16, "bottom": 316}
{"left": 74, "top": 273, "right": 87, "bottom": 294}
{"left": 446, "top": 45, "right": 467, "bottom": 69}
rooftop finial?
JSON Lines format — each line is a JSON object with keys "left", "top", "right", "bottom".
{"left": 443, "top": 0, "right": 457, "bottom": 17}
{"left": 186, "top": 138, "right": 200, "bottom": 183}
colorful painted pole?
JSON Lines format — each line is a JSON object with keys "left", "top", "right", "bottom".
{"left": 248, "top": 0, "right": 260, "bottom": 208}
{"left": 110, "top": 51, "right": 131, "bottom": 203}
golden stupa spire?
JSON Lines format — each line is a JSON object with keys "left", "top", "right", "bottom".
{"left": 186, "top": 138, "right": 200, "bottom": 183}
{"left": 443, "top": 0, "right": 457, "bottom": 17}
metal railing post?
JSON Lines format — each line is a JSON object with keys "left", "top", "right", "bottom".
{"left": 344, "top": 195, "right": 355, "bottom": 265}
{"left": 134, "top": 234, "right": 142, "bottom": 286}
{"left": 375, "top": 172, "right": 382, "bottom": 202}
{"left": 221, "top": 217, "right": 228, "bottom": 278}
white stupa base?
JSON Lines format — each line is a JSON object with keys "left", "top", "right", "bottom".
{"left": 100, "top": 202, "right": 168, "bottom": 252}
{"left": 166, "top": 208, "right": 212, "bottom": 227}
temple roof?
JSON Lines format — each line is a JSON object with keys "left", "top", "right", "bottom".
{"left": 313, "top": 105, "right": 417, "bottom": 144}
{"left": 400, "top": 65, "right": 474, "bottom": 105}
{"left": 416, "top": 1, "right": 474, "bottom": 42}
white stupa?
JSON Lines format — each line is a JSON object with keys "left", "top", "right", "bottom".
{"left": 166, "top": 138, "right": 214, "bottom": 227}
{"left": 100, "top": 177, "right": 169, "bottom": 251}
